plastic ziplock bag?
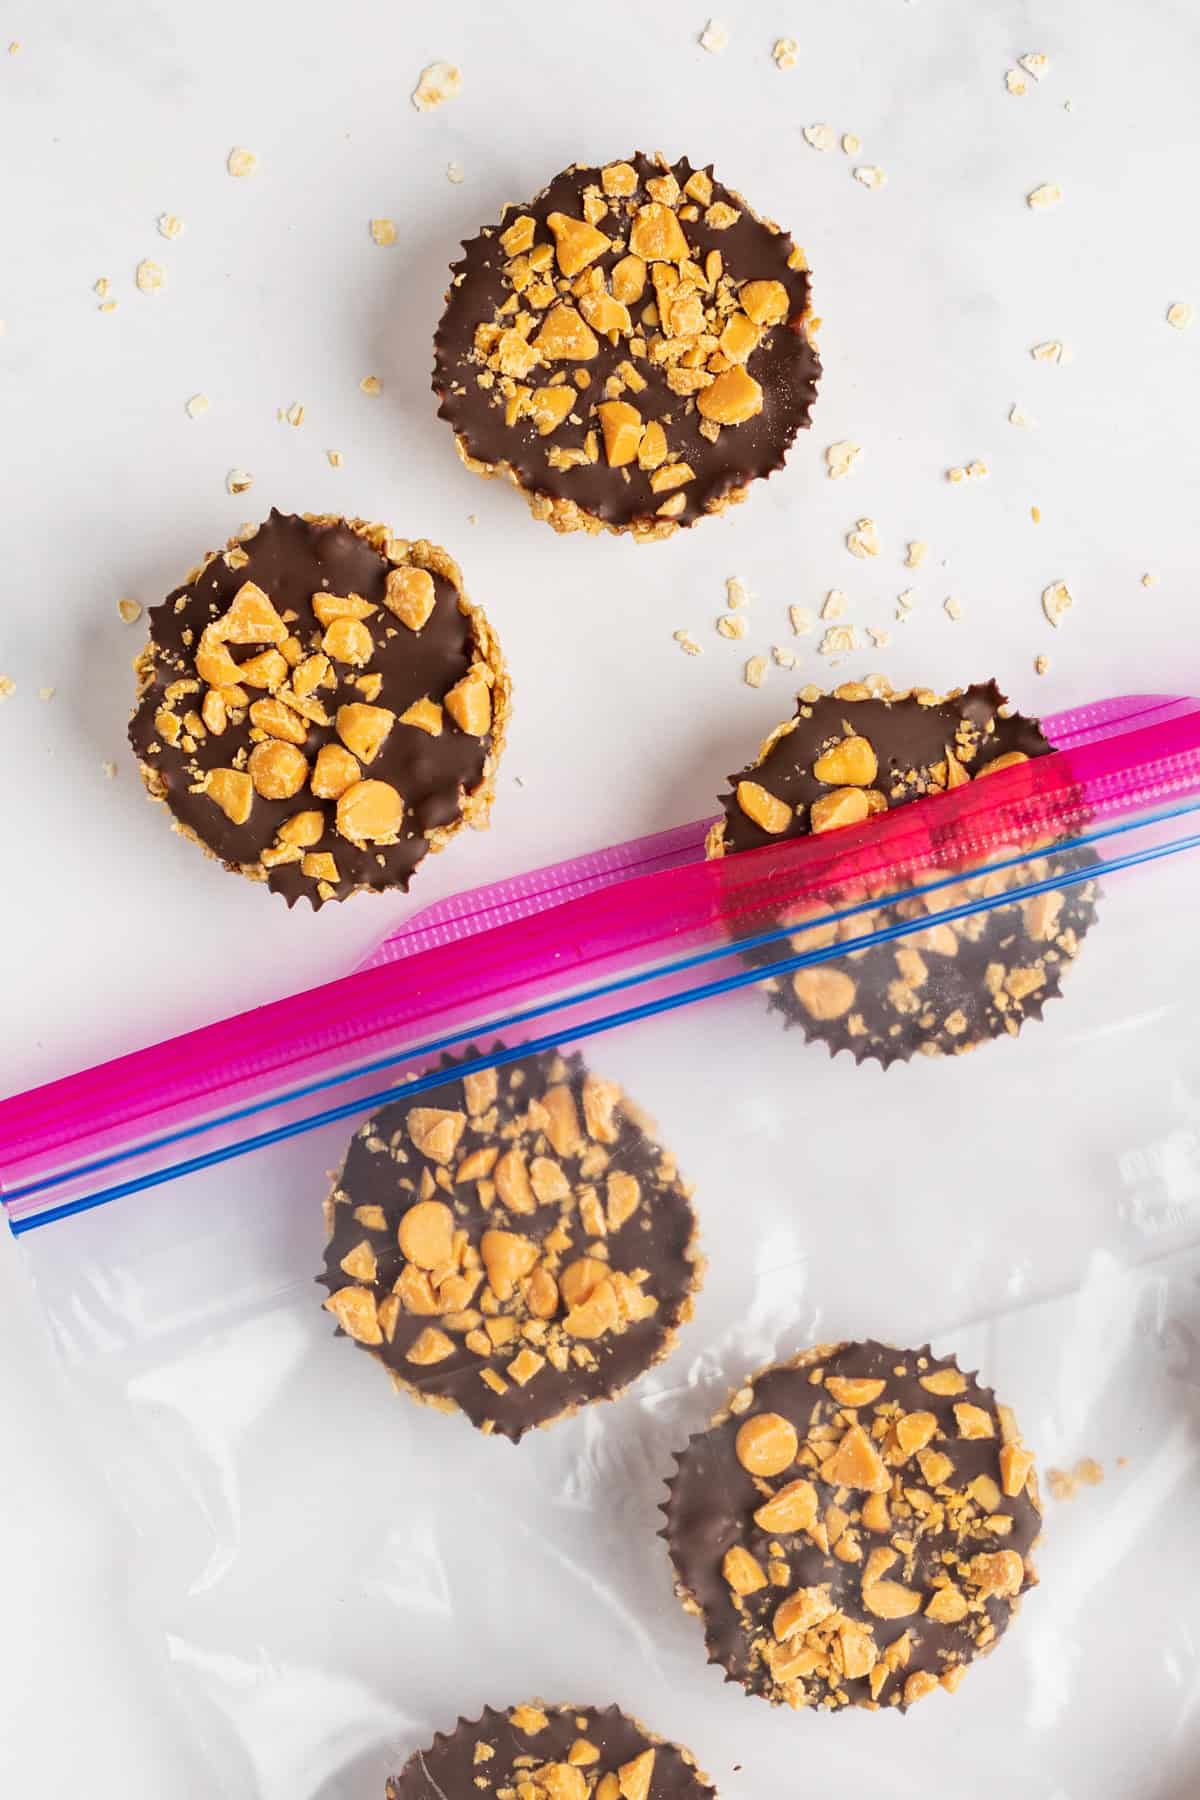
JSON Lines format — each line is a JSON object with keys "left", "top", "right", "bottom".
{"left": 3, "top": 692, "right": 1200, "bottom": 1799}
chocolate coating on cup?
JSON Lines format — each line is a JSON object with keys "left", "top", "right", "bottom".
{"left": 433, "top": 153, "right": 820, "bottom": 537}
{"left": 712, "top": 681, "right": 1099, "bottom": 1064}
{"left": 128, "top": 510, "right": 507, "bottom": 907}
{"left": 318, "top": 1049, "right": 701, "bottom": 1442}
{"left": 664, "top": 1341, "right": 1041, "bottom": 1714}
{"left": 387, "top": 1702, "right": 716, "bottom": 1800}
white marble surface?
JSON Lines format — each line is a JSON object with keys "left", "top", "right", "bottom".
{"left": 1, "top": 0, "right": 1198, "bottom": 1792}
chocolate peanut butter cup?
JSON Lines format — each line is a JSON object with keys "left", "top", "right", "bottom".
{"left": 318, "top": 1049, "right": 703, "bottom": 1441}
{"left": 709, "top": 679, "right": 1099, "bottom": 1064}
{"left": 663, "top": 1341, "right": 1041, "bottom": 1714}
{"left": 433, "top": 153, "right": 820, "bottom": 539}
{"left": 386, "top": 1702, "right": 716, "bottom": 1800}
{"left": 128, "top": 509, "right": 508, "bottom": 907}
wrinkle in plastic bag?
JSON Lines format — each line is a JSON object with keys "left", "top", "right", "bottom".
{"left": 3, "top": 694, "right": 1200, "bottom": 1797}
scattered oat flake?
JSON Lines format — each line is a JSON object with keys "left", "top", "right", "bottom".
{"left": 947, "top": 466, "right": 968, "bottom": 485}
{"left": 822, "top": 589, "right": 848, "bottom": 620}
{"left": 944, "top": 596, "right": 963, "bottom": 621}
{"left": 227, "top": 146, "right": 258, "bottom": 178}
{"left": 370, "top": 218, "right": 397, "bottom": 247}
{"left": 412, "top": 60, "right": 462, "bottom": 109}
{"left": 1167, "top": 301, "right": 1194, "bottom": 331}
{"left": 726, "top": 575, "right": 751, "bottom": 609}
{"left": 853, "top": 166, "right": 886, "bottom": 191}
{"left": 789, "top": 605, "right": 813, "bottom": 635}
{"left": 360, "top": 375, "right": 383, "bottom": 396}
{"left": 1031, "top": 505, "right": 1041, "bottom": 524}
{"left": 1031, "top": 340, "right": 1068, "bottom": 364}
{"left": 847, "top": 517, "right": 880, "bottom": 558}
{"left": 1005, "top": 68, "right": 1028, "bottom": 96}
{"left": 8, "top": 40, "right": 20, "bottom": 53}
{"left": 825, "top": 440, "right": 862, "bottom": 480}
{"left": 185, "top": 393, "right": 209, "bottom": 420}
{"left": 38, "top": 685, "right": 56, "bottom": 702}
{"left": 803, "top": 123, "right": 836, "bottom": 152}
{"left": 1035, "top": 653, "right": 1050, "bottom": 676}
{"left": 327, "top": 449, "right": 344, "bottom": 468}
{"left": 447, "top": 162, "right": 465, "bottom": 185}
{"left": 674, "top": 630, "right": 702, "bottom": 657}
{"left": 1009, "top": 403, "right": 1034, "bottom": 427}
{"left": 717, "top": 613, "right": 748, "bottom": 639}
{"left": 1027, "top": 182, "right": 1063, "bottom": 211}
{"left": 1042, "top": 580, "right": 1074, "bottom": 627}
{"left": 1019, "top": 52, "right": 1050, "bottom": 80}
{"left": 868, "top": 627, "right": 890, "bottom": 648}
{"left": 136, "top": 259, "right": 166, "bottom": 294}
{"left": 896, "top": 590, "right": 916, "bottom": 620}
{"left": 285, "top": 401, "right": 305, "bottom": 427}
{"left": 819, "top": 625, "right": 858, "bottom": 657}
{"left": 699, "top": 19, "right": 729, "bottom": 53}
{"left": 467, "top": 513, "right": 478, "bottom": 526}
{"left": 773, "top": 38, "right": 798, "bottom": 70}
{"left": 968, "top": 459, "right": 989, "bottom": 480}
{"left": 772, "top": 645, "right": 797, "bottom": 668}
{"left": 99, "top": 300, "right": 118, "bottom": 314}
{"left": 226, "top": 468, "right": 254, "bottom": 496}
{"left": 102, "top": 758, "right": 118, "bottom": 779}
{"left": 157, "top": 213, "right": 184, "bottom": 240}
{"left": 744, "top": 655, "right": 769, "bottom": 687}
{"left": 842, "top": 133, "right": 861, "bottom": 156}
{"left": 118, "top": 598, "right": 143, "bottom": 624}
{"left": 905, "top": 540, "right": 928, "bottom": 569}
{"left": 0, "top": 675, "right": 15, "bottom": 700}
{"left": 94, "top": 277, "right": 110, "bottom": 298}
{"left": 1141, "top": 572, "right": 1158, "bottom": 588}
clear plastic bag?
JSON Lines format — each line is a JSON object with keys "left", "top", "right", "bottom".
{"left": 4, "top": 694, "right": 1200, "bottom": 1798}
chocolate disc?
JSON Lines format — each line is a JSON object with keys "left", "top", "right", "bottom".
{"left": 433, "top": 153, "right": 820, "bottom": 539}
{"left": 386, "top": 1702, "right": 716, "bottom": 1800}
{"left": 710, "top": 679, "right": 1099, "bottom": 1064}
{"left": 128, "top": 510, "right": 508, "bottom": 907}
{"left": 664, "top": 1341, "right": 1041, "bottom": 1714}
{"left": 318, "top": 1050, "right": 702, "bottom": 1441}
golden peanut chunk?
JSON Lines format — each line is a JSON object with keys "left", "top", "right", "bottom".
{"left": 249, "top": 739, "right": 308, "bottom": 800}
{"left": 205, "top": 767, "right": 254, "bottom": 825}
{"left": 394, "top": 1264, "right": 439, "bottom": 1315}
{"left": 506, "top": 1346, "right": 546, "bottom": 1388}
{"left": 813, "top": 735, "right": 878, "bottom": 787}
{"left": 288, "top": 654, "right": 329, "bottom": 701}
{"left": 463, "top": 1067, "right": 498, "bottom": 1117}
{"left": 924, "top": 1583, "right": 968, "bottom": 1624}
{"left": 336, "top": 701, "right": 395, "bottom": 763}
{"left": 739, "top": 279, "right": 790, "bottom": 326}
{"left": 302, "top": 851, "right": 339, "bottom": 883}
{"left": 977, "top": 751, "right": 1030, "bottom": 777}
{"left": 630, "top": 202, "right": 690, "bottom": 263}
{"left": 917, "top": 1448, "right": 954, "bottom": 1487}
{"left": 578, "top": 290, "right": 632, "bottom": 339}
{"left": 494, "top": 1147, "right": 535, "bottom": 1214}
{"left": 736, "top": 779, "right": 792, "bottom": 834}
{"left": 819, "top": 1422, "right": 890, "bottom": 1491}
{"left": 919, "top": 1366, "right": 967, "bottom": 1396}
{"left": 723, "top": 1545, "right": 768, "bottom": 1595}
{"left": 543, "top": 1084, "right": 582, "bottom": 1156}
{"left": 892, "top": 1410, "right": 939, "bottom": 1457}
{"left": 718, "top": 311, "right": 760, "bottom": 364}
{"left": 312, "top": 591, "right": 376, "bottom": 625}
{"left": 558, "top": 1257, "right": 609, "bottom": 1309}
{"left": 249, "top": 696, "right": 308, "bottom": 745}
{"left": 324, "top": 1285, "right": 383, "bottom": 1344}
{"left": 774, "top": 1585, "right": 835, "bottom": 1640}
{"left": 649, "top": 462, "right": 694, "bottom": 493}
{"left": 510, "top": 1704, "right": 549, "bottom": 1734}
{"left": 863, "top": 1579, "right": 922, "bottom": 1620}
{"left": 563, "top": 1275, "right": 619, "bottom": 1339}
{"left": 339, "top": 1239, "right": 377, "bottom": 1281}
{"left": 528, "top": 1157, "right": 569, "bottom": 1205}
{"left": 406, "top": 1326, "right": 455, "bottom": 1366}
{"left": 582, "top": 1073, "right": 621, "bottom": 1143}
{"left": 407, "top": 1107, "right": 466, "bottom": 1164}
{"left": 597, "top": 400, "right": 643, "bottom": 467}
{"left": 310, "top": 743, "right": 360, "bottom": 800}
{"left": 999, "top": 1442, "right": 1036, "bottom": 1498}
{"left": 736, "top": 1411, "right": 799, "bottom": 1477}
{"left": 217, "top": 580, "right": 288, "bottom": 644}
{"left": 605, "top": 1170, "right": 640, "bottom": 1229}
{"left": 526, "top": 1266, "right": 559, "bottom": 1319}
{"left": 201, "top": 689, "right": 228, "bottom": 735}
{"left": 399, "top": 696, "right": 444, "bottom": 736}
{"left": 196, "top": 627, "right": 244, "bottom": 689}
{"left": 636, "top": 420, "right": 667, "bottom": 470}
{"left": 611, "top": 253, "right": 647, "bottom": 304}
{"left": 791, "top": 967, "right": 856, "bottom": 1020}
{"left": 546, "top": 211, "right": 612, "bottom": 277}
{"left": 534, "top": 304, "right": 599, "bottom": 360}
{"left": 322, "top": 617, "right": 373, "bottom": 666}
{"left": 810, "top": 786, "right": 870, "bottom": 833}
{"left": 533, "top": 1766, "right": 586, "bottom": 1800}
{"left": 527, "top": 386, "right": 576, "bottom": 435}
{"left": 278, "top": 809, "right": 325, "bottom": 848}
{"left": 445, "top": 671, "right": 492, "bottom": 736}
{"left": 480, "top": 1229, "right": 537, "bottom": 1301}
{"left": 825, "top": 1376, "right": 886, "bottom": 1406}
{"left": 860, "top": 1492, "right": 891, "bottom": 1535}
{"left": 697, "top": 365, "right": 763, "bottom": 425}
{"left": 499, "top": 214, "right": 536, "bottom": 256}
{"left": 618, "top": 1750, "right": 655, "bottom": 1800}
{"left": 1023, "top": 890, "right": 1064, "bottom": 942}
{"left": 397, "top": 1199, "right": 455, "bottom": 1269}
{"left": 568, "top": 1741, "right": 600, "bottom": 1768}
{"left": 966, "top": 1550, "right": 1024, "bottom": 1597}
{"left": 954, "top": 1403, "right": 995, "bottom": 1439}
{"left": 238, "top": 648, "right": 288, "bottom": 689}
{"left": 384, "top": 565, "right": 436, "bottom": 631}
{"left": 336, "top": 778, "right": 403, "bottom": 844}
{"left": 903, "top": 1670, "right": 940, "bottom": 1707}
{"left": 839, "top": 1620, "right": 878, "bottom": 1680}
{"left": 968, "top": 1473, "right": 1002, "bottom": 1513}
{"left": 753, "top": 1477, "right": 819, "bottom": 1534}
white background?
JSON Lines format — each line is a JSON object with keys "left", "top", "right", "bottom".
{"left": 1, "top": 0, "right": 1198, "bottom": 1792}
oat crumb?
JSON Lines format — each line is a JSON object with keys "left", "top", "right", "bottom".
{"left": 803, "top": 123, "right": 836, "bottom": 152}
{"left": 326, "top": 448, "right": 343, "bottom": 468}
{"left": 1005, "top": 68, "right": 1028, "bottom": 96}
{"left": 467, "top": 513, "right": 478, "bottom": 526}
{"left": 905, "top": 540, "right": 928, "bottom": 569}
{"left": 772, "top": 37, "right": 798, "bottom": 70}
{"left": 1027, "top": 182, "right": 1063, "bottom": 212}
{"left": 789, "top": 604, "right": 813, "bottom": 635}
{"left": 1042, "top": 580, "right": 1074, "bottom": 628}
{"left": 842, "top": 133, "right": 861, "bottom": 155}
{"left": 284, "top": 400, "right": 305, "bottom": 427}
{"left": 157, "top": 213, "right": 184, "bottom": 240}
{"left": 1009, "top": 403, "right": 1034, "bottom": 427}
{"left": 944, "top": 595, "right": 963, "bottom": 621}
{"left": 822, "top": 589, "right": 848, "bottom": 620}
{"left": 1031, "top": 505, "right": 1041, "bottom": 524}
{"left": 771, "top": 645, "right": 797, "bottom": 668}
{"left": 226, "top": 467, "right": 254, "bottom": 496}
{"left": 725, "top": 575, "right": 751, "bottom": 609}
{"left": 825, "top": 440, "right": 862, "bottom": 480}
{"left": 38, "top": 685, "right": 55, "bottom": 702}
{"left": 94, "top": 277, "right": 110, "bottom": 298}
{"left": 846, "top": 517, "right": 881, "bottom": 558}
{"left": 99, "top": 300, "right": 118, "bottom": 314}
{"left": 674, "top": 629, "right": 702, "bottom": 657}
{"left": 447, "top": 161, "right": 465, "bottom": 185}
{"left": 1167, "top": 301, "right": 1194, "bottom": 331}
{"left": 370, "top": 218, "right": 397, "bottom": 247}
{"left": 1031, "top": 340, "right": 1068, "bottom": 364}
{"left": 102, "top": 758, "right": 118, "bottom": 779}
{"left": 227, "top": 146, "right": 258, "bottom": 178}
{"left": 1019, "top": 52, "right": 1050, "bottom": 81}
{"left": 1035, "top": 653, "right": 1050, "bottom": 676}
{"left": 360, "top": 375, "right": 383, "bottom": 396}
{"left": 1141, "top": 571, "right": 1158, "bottom": 588}
{"left": 135, "top": 258, "right": 166, "bottom": 294}
{"left": 185, "top": 393, "right": 209, "bottom": 419}
{"left": 896, "top": 590, "right": 916, "bottom": 620}
{"left": 868, "top": 627, "right": 890, "bottom": 648}
{"left": 744, "top": 655, "right": 769, "bottom": 687}
{"left": 118, "top": 598, "right": 143, "bottom": 624}
{"left": 7, "top": 40, "right": 20, "bottom": 54}
{"left": 0, "top": 675, "right": 15, "bottom": 700}
{"left": 853, "top": 165, "right": 886, "bottom": 191}
{"left": 699, "top": 19, "right": 729, "bottom": 53}
{"left": 818, "top": 625, "right": 858, "bottom": 657}
{"left": 717, "top": 613, "right": 748, "bottom": 639}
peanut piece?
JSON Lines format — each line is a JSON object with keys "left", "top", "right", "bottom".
{"left": 397, "top": 1199, "right": 455, "bottom": 1269}
{"left": 819, "top": 1423, "right": 890, "bottom": 1491}
{"left": 739, "top": 279, "right": 790, "bottom": 325}
{"left": 238, "top": 648, "right": 289, "bottom": 689}
{"left": 385, "top": 565, "right": 436, "bottom": 631}
{"left": 774, "top": 1586, "right": 835, "bottom": 1639}
{"left": 405, "top": 1326, "right": 455, "bottom": 1366}
{"left": 978, "top": 751, "right": 1030, "bottom": 777}
{"left": 903, "top": 1670, "right": 940, "bottom": 1706}
{"left": 697, "top": 365, "right": 763, "bottom": 425}
{"left": 812, "top": 735, "right": 878, "bottom": 786}
{"left": 339, "top": 1240, "right": 377, "bottom": 1282}
{"left": 636, "top": 420, "right": 667, "bottom": 469}
{"left": 543, "top": 1085, "right": 582, "bottom": 1156}
{"left": 322, "top": 617, "right": 373, "bottom": 666}
{"left": 863, "top": 1579, "right": 922, "bottom": 1620}
{"left": 336, "top": 701, "right": 395, "bottom": 763}
{"left": 605, "top": 1170, "right": 640, "bottom": 1229}
{"left": 463, "top": 1068, "right": 498, "bottom": 1117}
{"left": 559, "top": 1257, "right": 608, "bottom": 1309}
{"left": 563, "top": 1276, "right": 619, "bottom": 1339}
{"left": 735, "top": 1411, "right": 799, "bottom": 1477}
{"left": 736, "top": 780, "right": 792, "bottom": 834}
{"left": 302, "top": 851, "right": 339, "bottom": 883}
{"left": 534, "top": 304, "right": 599, "bottom": 360}
{"left": 825, "top": 1376, "right": 886, "bottom": 1406}
{"left": 718, "top": 311, "right": 760, "bottom": 363}
{"left": 597, "top": 400, "right": 643, "bottom": 467}
{"left": 480, "top": 1229, "right": 537, "bottom": 1301}
{"left": 791, "top": 967, "right": 856, "bottom": 1020}
{"left": 611, "top": 254, "right": 647, "bottom": 304}
{"left": 336, "top": 779, "right": 403, "bottom": 844}
{"left": 249, "top": 740, "right": 308, "bottom": 800}
{"left": 753, "top": 1477, "right": 818, "bottom": 1534}
{"left": 249, "top": 696, "right": 308, "bottom": 745}
{"left": 205, "top": 767, "right": 253, "bottom": 825}
{"left": 312, "top": 592, "right": 376, "bottom": 626}
{"left": 965, "top": 1550, "right": 1024, "bottom": 1597}
{"left": 810, "top": 786, "right": 870, "bottom": 833}
{"left": 528, "top": 386, "right": 576, "bottom": 435}
{"left": 999, "top": 1443, "right": 1036, "bottom": 1497}
{"left": 324, "top": 1285, "right": 383, "bottom": 1344}
{"left": 618, "top": 1751, "right": 655, "bottom": 1800}
{"left": 495, "top": 1147, "right": 536, "bottom": 1214}
{"left": 546, "top": 211, "right": 611, "bottom": 276}
{"left": 723, "top": 1546, "right": 768, "bottom": 1595}
{"left": 954, "top": 1403, "right": 995, "bottom": 1439}
{"left": 218, "top": 581, "right": 287, "bottom": 644}
{"left": 399, "top": 696, "right": 444, "bottom": 736}
{"left": 891, "top": 1411, "right": 938, "bottom": 1457}
{"left": 278, "top": 809, "right": 325, "bottom": 847}
{"left": 919, "top": 1367, "right": 967, "bottom": 1396}
{"left": 526, "top": 1267, "right": 559, "bottom": 1319}
{"left": 407, "top": 1108, "right": 466, "bottom": 1164}
{"left": 394, "top": 1264, "right": 440, "bottom": 1315}
{"left": 310, "top": 743, "right": 361, "bottom": 799}
{"left": 445, "top": 671, "right": 492, "bottom": 736}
